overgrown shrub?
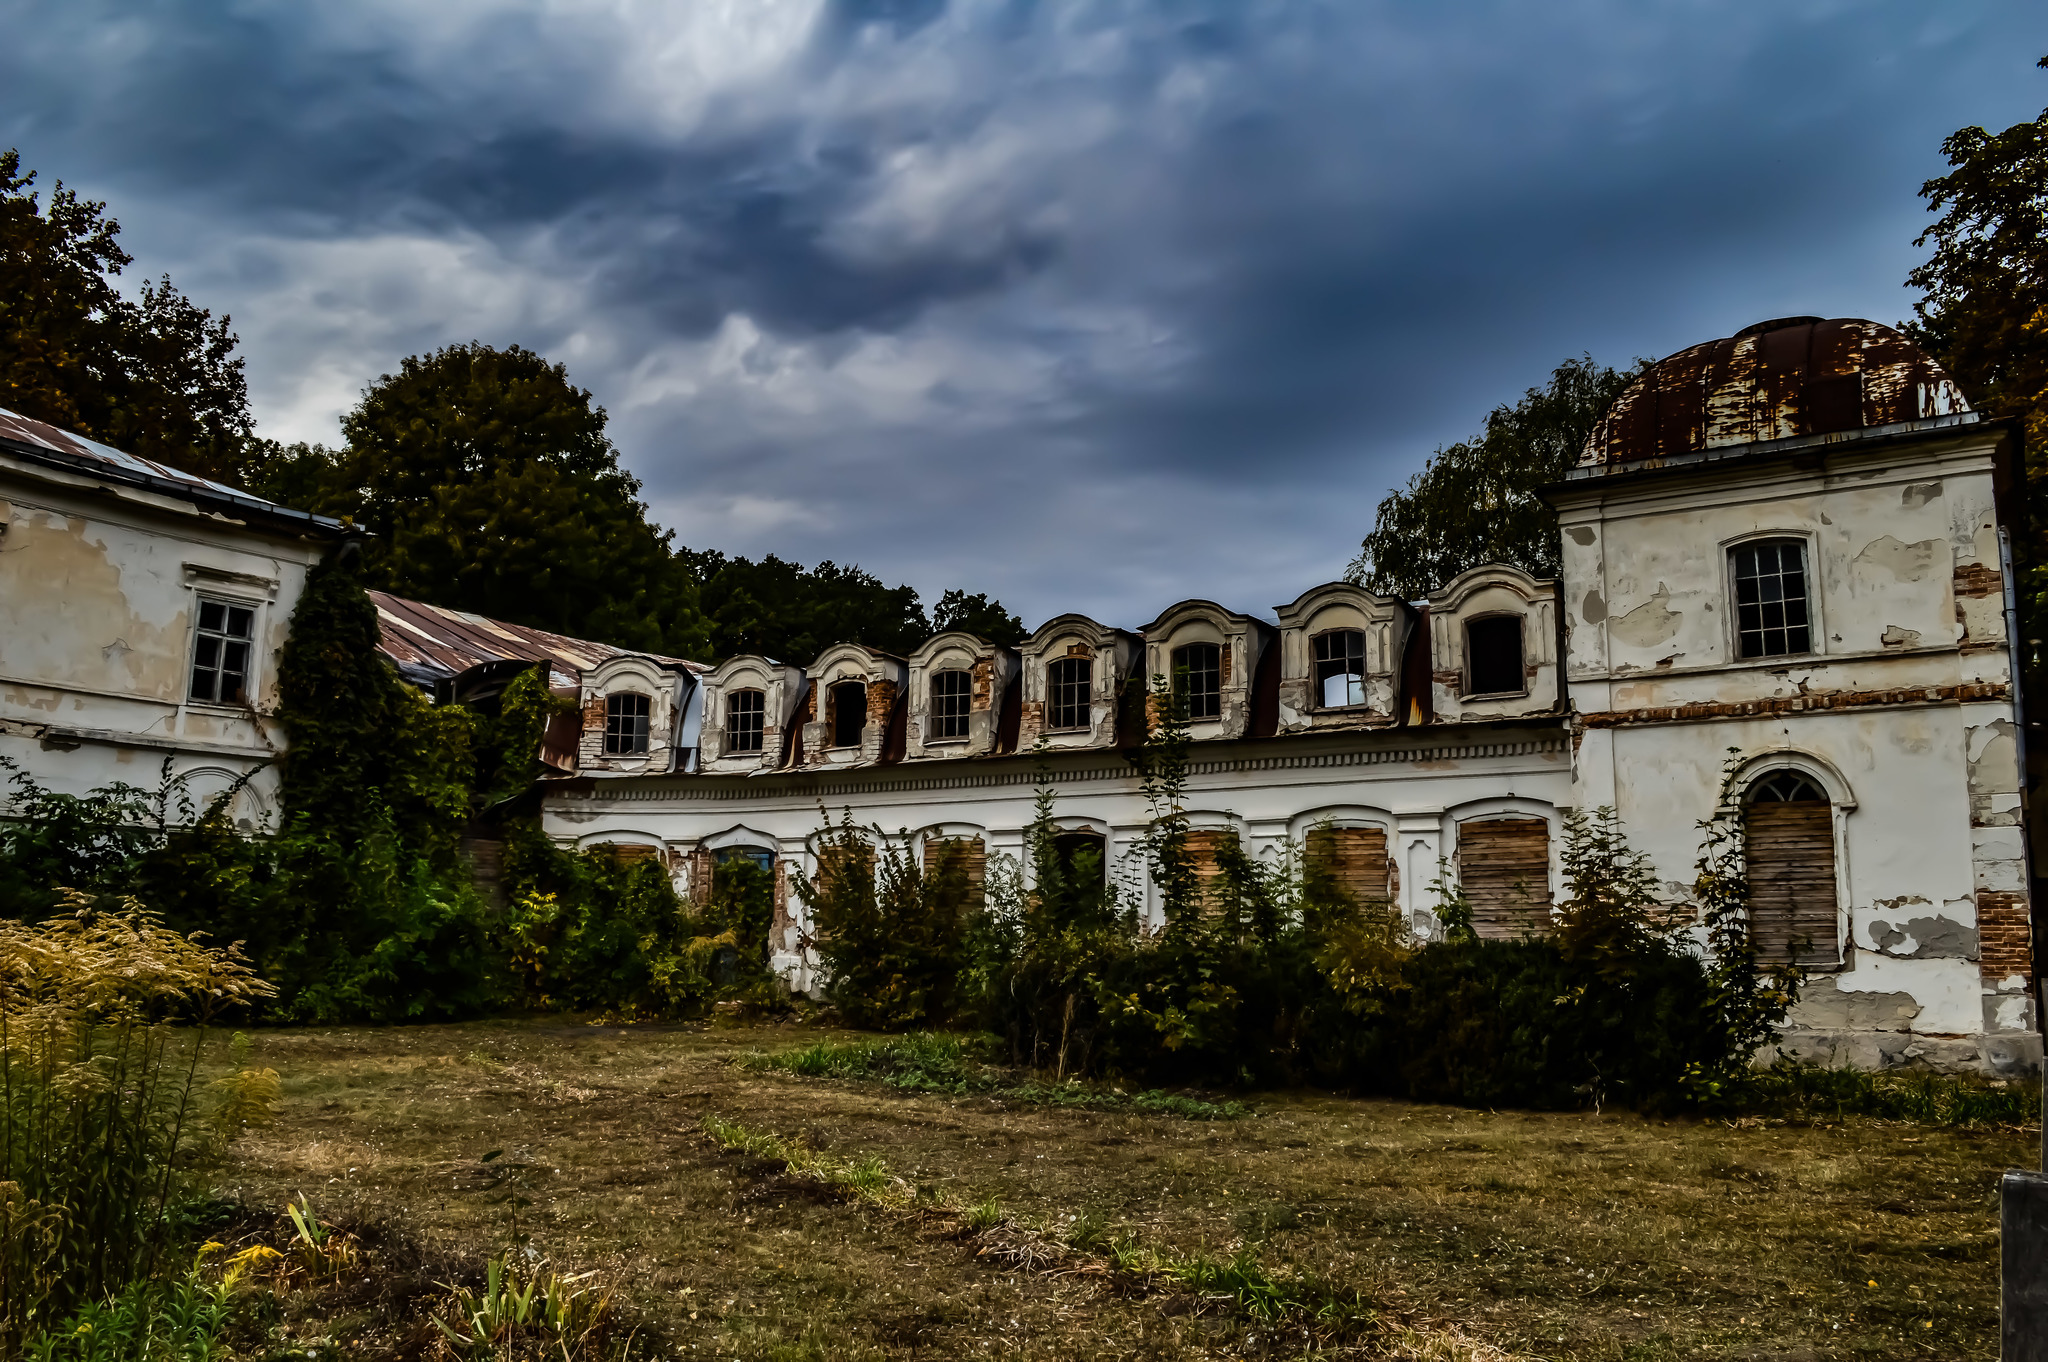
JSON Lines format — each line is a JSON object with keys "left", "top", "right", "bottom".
{"left": 0, "top": 890, "right": 275, "bottom": 1346}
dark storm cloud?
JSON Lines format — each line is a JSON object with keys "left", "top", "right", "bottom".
{"left": 1, "top": 0, "right": 2042, "bottom": 628}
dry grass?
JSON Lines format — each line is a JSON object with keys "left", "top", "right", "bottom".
{"left": 212, "top": 1018, "right": 2030, "bottom": 1360}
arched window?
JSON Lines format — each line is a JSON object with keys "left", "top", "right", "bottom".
{"left": 1744, "top": 770, "right": 1838, "bottom": 964}
{"left": 1465, "top": 615, "right": 1525, "bottom": 696}
{"left": 1314, "top": 630, "right": 1367, "bottom": 708}
{"left": 715, "top": 844, "right": 775, "bottom": 875}
{"left": 1171, "top": 642, "right": 1221, "bottom": 720}
{"left": 1047, "top": 657, "right": 1093, "bottom": 730}
{"left": 1732, "top": 540, "right": 1812, "bottom": 658}
{"left": 1052, "top": 830, "right": 1108, "bottom": 885}
{"left": 930, "top": 669, "right": 972, "bottom": 740}
{"left": 829, "top": 681, "right": 867, "bottom": 748}
{"left": 604, "top": 692, "right": 651, "bottom": 755}
{"left": 724, "top": 689, "right": 765, "bottom": 753}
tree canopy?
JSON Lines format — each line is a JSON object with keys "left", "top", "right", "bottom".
{"left": 1348, "top": 356, "right": 1641, "bottom": 600}
{"left": 0, "top": 149, "right": 254, "bottom": 484}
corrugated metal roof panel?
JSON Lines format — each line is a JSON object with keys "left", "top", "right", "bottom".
{"left": 368, "top": 590, "right": 706, "bottom": 687}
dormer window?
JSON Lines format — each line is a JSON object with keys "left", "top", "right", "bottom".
{"left": 1733, "top": 540, "right": 1811, "bottom": 658}
{"left": 725, "top": 689, "right": 765, "bottom": 753}
{"left": 1170, "top": 642, "right": 1221, "bottom": 720}
{"left": 1465, "top": 616, "right": 1524, "bottom": 696}
{"left": 605, "top": 692, "right": 651, "bottom": 755}
{"left": 930, "top": 670, "right": 971, "bottom": 740}
{"left": 830, "top": 681, "right": 867, "bottom": 748}
{"left": 1047, "top": 657, "right": 1092, "bottom": 730}
{"left": 189, "top": 598, "right": 255, "bottom": 705}
{"left": 1314, "top": 630, "right": 1366, "bottom": 708}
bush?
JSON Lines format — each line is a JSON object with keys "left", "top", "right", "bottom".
{"left": 0, "top": 890, "right": 274, "bottom": 1346}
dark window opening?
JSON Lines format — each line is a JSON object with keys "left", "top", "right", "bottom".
{"left": 604, "top": 692, "right": 651, "bottom": 755}
{"left": 1733, "top": 540, "right": 1812, "bottom": 658}
{"left": 715, "top": 844, "right": 776, "bottom": 875}
{"left": 1749, "top": 770, "right": 1827, "bottom": 803}
{"left": 725, "top": 689, "right": 765, "bottom": 753}
{"left": 830, "top": 680, "right": 867, "bottom": 748}
{"left": 1171, "top": 642, "right": 1222, "bottom": 720}
{"left": 189, "top": 599, "right": 255, "bottom": 704}
{"left": 1052, "top": 830, "right": 1108, "bottom": 885}
{"left": 1047, "top": 657, "right": 1093, "bottom": 730}
{"left": 931, "top": 669, "right": 972, "bottom": 739}
{"left": 1313, "top": 629, "right": 1367, "bottom": 708}
{"left": 1465, "top": 616, "right": 1525, "bottom": 696}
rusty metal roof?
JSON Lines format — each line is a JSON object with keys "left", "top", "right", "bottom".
{"left": 370, "top": 590, "right": 705, "bottom": 690}
{"left": 0, "top": 405, "right": 349, "bottom": 533}
{"left": 1579, "top": 318, "right": 1974, "bottom": 471}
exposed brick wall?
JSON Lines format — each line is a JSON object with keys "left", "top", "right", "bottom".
{"left": 688, "top": 847, "right": 715, "bottom": 907}
{"left": 1579, "top": 682, "right": 2010, "bottom": 730}
{"left": 771, "top": 860, "right": 795, "bottom": 953}
{"left": 866, "top": 679, "right": 896, "bottom": 727}
{"left": 1979, "top": 891, "right": 2033, "bottom": 980}
{"left": 1953, "top": 562, "right": 2004, "bottom": 599}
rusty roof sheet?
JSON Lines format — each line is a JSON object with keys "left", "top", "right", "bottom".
{"left": 1580, "top": 318, "right": 1974, "bottom": 471}
{"left": 370, "top": 590, "right": 706, "bottom": 689}
{"left": 0, "top": 405, "right": 347, "bottom": 530}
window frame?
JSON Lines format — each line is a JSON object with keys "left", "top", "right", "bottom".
{"left": 1311, "top": 628, "right": 1369, "bottom": 710}
{"left": 604, "top": 691, "right": 653, "bottom": 756}
{"left": 1170, "top": 641, "right": 1222, "bottom": 721}
{"left": 829, "top": 679, "right": 868, "bottom": 749}
{"left": 1462, "top": 612, "right": 1528, "bottom": 699}
{"left": 186, "top": 594, "right": 261, "bottom": 709}
{"left": 1046, "top": 656, "right": 1094, "bottom": 731}
{"left": 928, "top": 668, "right": 973, "bottom": 742}
{"left": 723, "top": 687, "right": 766, "bottom": 754}
{"left": 1724, "top": 533, "right": 1820, "bottom": 662}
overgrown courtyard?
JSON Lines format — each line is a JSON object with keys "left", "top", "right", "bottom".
{"left": 209, "top": 1018, "right": 2028, "bottom": 1361}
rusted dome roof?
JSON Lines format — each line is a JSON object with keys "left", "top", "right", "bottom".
{"left": 1578, "top": 317, "right": 1972, "bottom": 470}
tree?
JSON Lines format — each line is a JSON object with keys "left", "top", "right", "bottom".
{"left": 1907, "top": 57, "right": 2048, "bottom": 657}
{"left": 280, "top": 343, "right": 712, "bottom": 659}
{"left": 685, "top": 550, "right": 928, "bottom": 660}
{"left": 1348, "top": 356, "right": 1641, "bottom": 599}
{"left": 931, "top": 588, "right": 1028, "bottom": 645}
{"left": 0, "top": 150, "right": 254, "bottom": 484}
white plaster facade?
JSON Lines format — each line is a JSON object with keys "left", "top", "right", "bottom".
{"left": 0, "top": 408, "right": 348, "bottom": 831}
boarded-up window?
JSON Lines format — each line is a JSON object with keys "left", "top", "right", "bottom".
{"left": 1457, "top": 818, "right": 1552, "bottom": 938}
{"left": 923, "top": 836, "right": 987, "bottom": 910}
{"left": 1184, "top": 828, "right": 1240, "bottom": 913}
{"left": 602, "top": 843, "right": 660, "bottom": 864}
{"left": 1306, "top": 826, "right": 1393, "bottom": 905}
{"left": 816, "top": 842, "right": 875, "bottom": 891}
{"left": 1745, "top": 773, "right": 1838, "bottom": 965}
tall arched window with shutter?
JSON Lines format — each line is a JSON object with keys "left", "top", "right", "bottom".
{"left": 1744, "top": 771, "right": 1839, "bottom": 965}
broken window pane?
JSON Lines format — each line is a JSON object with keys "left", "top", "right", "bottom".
{"left": 1314, "top": 629, "right": 1367, "bottom": 708}
{"left": 1732, "top": 540, "right": 1811, "bottom": 658}
{"left": 1047, "top": 657, "right": 1092, "bottom": 730}
{"left": 830, "top": 680, "right": 867, "bottom": 748}
{"left": 188, "top": 598, "right": 254, "bottom": 704}
{"left": 930, "top": 669, "right": 972, "bottom": 740}
{"left": 1171, "top": 642, "right": 1221, "bottom": 720}
{"left": 1465, "top": 615, "right": 1524, "bottom": 695}
{"left": 605, "top": 692, "right": 652, "bottom": 755}
{"left": 725, "top": 688, "right": 765, "bottom": 753}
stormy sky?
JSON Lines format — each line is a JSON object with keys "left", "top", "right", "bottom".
{"left": 3, "top": 2, "right": 2042, "bottom": 630}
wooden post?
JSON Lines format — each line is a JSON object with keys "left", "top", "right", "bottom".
{"left": 2005, "top": 1168, "right": 2048, "bottom": 1359}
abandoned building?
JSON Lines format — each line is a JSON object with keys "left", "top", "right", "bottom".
{"left": 0, "top": 315, "right": 2037, "bottom": 1075}
{"left": 0, "top": 406, "right": 349, "bottom": 829}
{"left": 533, "top": 317, "right": 2041, "bottom": 1075}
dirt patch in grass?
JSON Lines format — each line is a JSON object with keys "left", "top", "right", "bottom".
{"left": 215, "top": 1019, "right": 2030, "bottom": 1359}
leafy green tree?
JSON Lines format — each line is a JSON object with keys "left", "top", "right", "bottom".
{"left": 932, "top": 588, "right": 1028, "bottom": 645}
{"left": 0, "top": 149, "right": 254, "bottom": 483}
{"left": 274, "top": 343, "right": 711, "bottom": 659}
{"left": 1908, "top": 56, "right": 2048, "bottom": 661}
{"left": 1348, "top": 356, "right": 1640, "bottom": 599}
{"left": 685, "top": 550, "right": 930, "bottom": 660}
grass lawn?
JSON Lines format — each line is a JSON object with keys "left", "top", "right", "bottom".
{"left": 215, "top": 1018, "right": 2032, "bottom": 1360}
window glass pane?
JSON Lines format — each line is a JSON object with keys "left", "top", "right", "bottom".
{"left": 606, "top": 692, "right": 651, "bottom": 755}
{"left": 1048, "top": 657, "right": 1092, "bottom": 729}
{"left": 199, "top": 600, "right": 224, "bottom": 632}
{"left": 725, "top": 689, "right": 765, "bottom": 753}
{"left": 1170, "top": 642, "right": 1221, "bottom": 720}
{"left": 931, "top": 670, "right": 972, "bottom": 739}
{"left": 1313, "top": 630, "right": 1367, "bottom": 708}
{"left": 1465, "top": 616, "right": 1525, "bottom": 695}
{"left": 189, "top": 668, "right": 215, "bottom": 702}
{"left": 1733, "top": 541, "right": 1812, "bottom": 658}
{"left": 189, "top": 596, "right": 257, "bottom": 705}
{"left": 225, "top": 606, "right": 254, "bottom": 638}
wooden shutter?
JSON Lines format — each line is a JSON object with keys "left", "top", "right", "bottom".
{"left": 923, "top": 836, "right": 988, "bottom": 911}
{"left": 1458, "top": 819, "right": 1552, "bottom": 939}
{"left": 1306, "top": 827, "right": 1393, "bottom": 905}
{"left": 1746, "top": 803, "right": 1839, "bottom": 965}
